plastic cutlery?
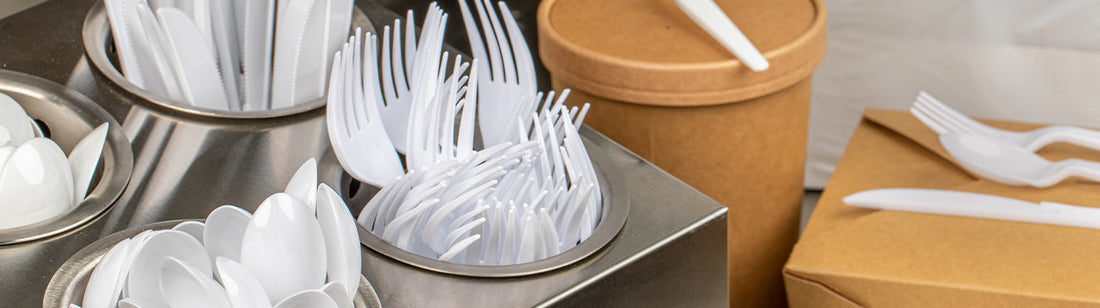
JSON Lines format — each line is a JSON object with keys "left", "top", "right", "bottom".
{"left": 133, "top": 1, "right": 185, "bottom": 102}
{"left": 203, "top": 205, "right": 252, "bottom": 267}
{"left": 0, "top": 139, "right": 74, "bottom": 229}
{"left": 82, "top": 238, "right": 132, "bottom": 308}
{"left": 240, "top": 0, "right": 276, "bottom": 110}
{"left": 284, "top": 157, "right": 317, "bottom": 212}
{"left": 126, "top": 230, "right": 211, "bottom": 305}
{"left": 68, "top": 123, "right": 108, "bottom": 201}
{"left": 171, "top": 221, "right": 205, "bottom": 244}
{"left": 272, "top": 289, "right": 338, "bottom": 308}
{"left": 208, "top": 0, "right": 243, "bottom": 110}
{"left": 0, "top": 92, "right": 36, "bottom": 146}
{"left": 315, "top": 184, "right": 361, "bottom": 300}
{"left": 940, "top": 132, "right": 1100, "bottom": 187}
{"left": 326, "top": 32, "right": 405, "bottom": 187}
{"left": 458, "top": 0, "right": 538, "bottom": 146}
{"left": 845, "top": 188, "right": 1100, "bottom": 230}
{"left": 673, "top": 0, "right": 769, "bottom": 71}
{"left": 159, "top": 257, "right": 233, "bottom": 308}
{"left": 320, "top": 282, "right": 351, "bottom": 308}
{"left": 912, "top": 91, "right": 1100, "bottom": 153}
{"left": 240, "top": 193, "right": 326, "bottom": 303}
{"left": 322, "top": 0, "right": 354, "bottom": 100}
{"left": 215, "top": 257, "right": 272, "bottom": 308}
{"left": 156, "top": 8, "right": 230, "bottom": 110}
{"left": 270, "top": 0, "right": 320, "bottom": 109}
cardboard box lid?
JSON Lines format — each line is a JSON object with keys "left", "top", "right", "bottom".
{"left": 785, "top": 109, "right": 1100, "bottom": 306}
{"left": 537, "top": 0, "right": 827, "bottom": 106}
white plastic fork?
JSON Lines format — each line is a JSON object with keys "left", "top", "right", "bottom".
{"left": 326, "top": 30, "right": 405, "bottom": 188}
{"left": 377, "top": 6, "right": 447, "bottom": 154}
{"left": 459, "top": 0, "right": 538, "bottom": 147}
{"left": 911, "top": 91, "right": 1100, "bottom": 153}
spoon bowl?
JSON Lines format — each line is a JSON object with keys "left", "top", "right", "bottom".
{"left": 941, "top": 132, "right": 1100, "bottom": 187}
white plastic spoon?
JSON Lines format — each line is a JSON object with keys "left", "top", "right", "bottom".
{"left": 284, "top": 158, "right": 317, "bottom": 212}
{"left": 203, "top": 205, "right": 252, "bottom": 266}
{"left": 68, "top": 123, "right": 108, "bottom": 201}
{"left": 0, "top": 92, "right": 35, "bottom": 146}
{"left": 240, "top": 193, "right": 327, "bottom": 303}
{"left": 0, "top": 139, "right": 74, "bottom": 229}
{"left": 160, "top": 257, "right": 232, "bottom": 308}
{"left": 272, "top": 289, "right": 338, "bottom": 308}
{"left": 216, "top": 257, "right": 272, "bottom": 308}
{"left": 941, "top": 132, "right": 1100, "bottom": 187}
{"left": 315, "top": 184, "right": 360, "bottom": 299}
{"left": 171, "top": 221, "right": 205, "bottom": 244}
{"left": 321, "top": 281, "right": 352, "bottom": 308}
{"left": 126, "top": 230, "right": 211, "bottom": 305}
{"left": 81, "top": 238, "right": 132, "bottom": 308}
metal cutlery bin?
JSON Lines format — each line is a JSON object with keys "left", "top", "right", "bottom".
{"left": 0, "top": 0, "right": 730, "bottom": 307}
{"left": 43, "top": 220, "right": 383, "bottom": 308}
{"left": 0, "top": 70, "right": 132, "bottom": 245}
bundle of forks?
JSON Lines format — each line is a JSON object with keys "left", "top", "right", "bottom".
{"left": 326, "top": 1, "right": 601, "bottom": 265}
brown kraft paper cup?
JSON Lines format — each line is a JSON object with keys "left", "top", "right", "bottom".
{"left": 538, "top": 0, "right": 827, "bottom": 306}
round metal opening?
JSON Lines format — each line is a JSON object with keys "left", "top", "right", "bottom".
{"left": 0, "top": 70, "right": 133, "bottom": 245}
{"left": 81, "top": 2, "right": 375, "bottom": 119}
{"left": 44, "top": 220, "right": 382, "bottom": 308}
{"left": 342, "top": 133, "right": 630, "bottom": 278}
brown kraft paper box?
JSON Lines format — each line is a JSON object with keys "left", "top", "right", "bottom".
{"left": 538, "top": 0, "right": 828, "bottom": 306}
{"left": 785, "top": 109, "right": 1100, "bottom": 307}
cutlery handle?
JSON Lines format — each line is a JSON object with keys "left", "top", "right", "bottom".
{"left": 1036, "top": 125, "right": 1100, "bottom": 153}
{"left": 673, "top": 0, "right": 769, "bottom": 72}
{"left": 1063, "top": 158, "right": 1100, "bottom": 184}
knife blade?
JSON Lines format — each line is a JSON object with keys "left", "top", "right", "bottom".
{"left": 844, "top": 188, "right": 1100, "bottom": 230}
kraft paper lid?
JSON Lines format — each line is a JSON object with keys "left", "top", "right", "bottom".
{"left": 537, "top": 0, "right": 827, "bottom": 106}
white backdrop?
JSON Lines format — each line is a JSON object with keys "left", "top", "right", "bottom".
{"left": 805, "top": 0, "right": 1100, "bottom": 188}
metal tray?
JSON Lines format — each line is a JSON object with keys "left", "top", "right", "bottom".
{"left": 0, "top": 69, "right": 132, "bottom": 245}
{"left": 43, "top": 220, "right": 382, "bottom": 308}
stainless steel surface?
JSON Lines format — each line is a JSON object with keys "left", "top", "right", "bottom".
{"left": 43, "top": 220, "right": 382, "bottom": 308}
{"left": 0, "top": 0, "right": 730, "bottom": 307}
{"left": 357, "top": 135, "right": 630, "bottom": 278}
{"left": 0, "top": 70, "right": 132, "bottom": 245}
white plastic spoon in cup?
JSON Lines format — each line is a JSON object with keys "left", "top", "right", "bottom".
{"left": 284, "top": 158, "right": 317, "bottom": 212}
{"left": 160, "top": 257, "right": 233, "bottom": 308}
{"left": 321, "top": 282, "right": 352, "bottom": 308}
{"left": 204, "top": 205, "right": 252, "bottom": 267}
{"left": 241, "top": 193, "right": 327, "bottom": 303}
{"left": 126, "top": 230, "right": 212, "bottom": 304}
{"left": 216, "top": 257, "right": 272, "bottom": 308}
{"left": 272, "top": 289, "right": 338, "bottom": 308}
{"left": 117, "top": 297, "right": 167, "bottom": 308}
{"left": 0, "top": 139, "right": 74, "bottom": 229}
{"left": 81, "top": 238, "right": 132, "bottom": 308}
{"left": 68, "top": 123, "right": 108, "bottom": 201}
{"left": 315, "top": 184, "right": 361, "bottom": 299}
{"left": 0, "top": 91, "right": 35, "bottom": 146}
{"left": 171, "top": 221, "right": 205, "bottom": 244}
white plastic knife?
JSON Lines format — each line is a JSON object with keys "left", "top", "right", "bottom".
{"left": 844, "top": 188, "right": 1100, "bottom": 230}
{"left": 673, "top": 0, "right": 769, "bottom": 72}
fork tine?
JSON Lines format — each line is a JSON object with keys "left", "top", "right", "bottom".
{"left": 326, "top": 50, "right": 348, "bottom": 138}
{"left": 482, "top": 0, "right": 515, "bottom": 83}
{"left": 350, "top": 29, "right": 369, "bottom": 128}
{"left": 498, "top": 1, "right": 536, "bottom": 91}
{"left": 918, "top": 92, "right": 996, "bottom": 135}
{"left": 915, "top": 96, "right": 974, "bottom": 134}
{"left": 472, "top": 0, "right": 504, "bottom": 81}
{"left": 458, "top": 0, "right": 490, "bottom": 76}
{"left": 380, "top": 25, "right": 398, "bottom": 104}
{"left": 909, "top": 105, "right": 949, "bottom": 134}
{"left": 363, "top": 33, "right": 385, "bottom": 123}
{"left": 404, "top": 10, "right": 417, "bottom": 74}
